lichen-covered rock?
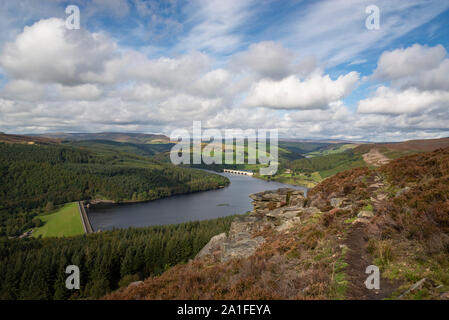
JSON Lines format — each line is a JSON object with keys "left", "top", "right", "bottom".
{"left": 250, "top": 189, "right": 302, "bottom": 215}
{"left": 278, "top": 210, "right": 301, "bottom": 219}
{"left": 308, "top": 195, "right": 328, "bottom": 211}
{"left": 275, "top": 217, "right": 301, "bottom": 232}
{"left": 289, "top": 194, "right": 306, "bottom": 207}
{"left": 300, "top": 207, "right": 321, "bottom": 215}
{"left": 352, "top": 217, "right": 371, "bottom": 225}
{"left": 261, "top": 193, "right": 286, "bottom": 202}
{"left": 197, "top": 188, "right": 309, "bottom": 263}
{"left": 330, "top": 197, "right": 350, "bottom": 208}
{"left": 357, "top": 210, "right": 374, "bottom": 219}
{"left": 228, "top": 216, "right": 263, "bottom": 239}
{"left": 196, "top": 232, "right": 227, "bottom": 259}
{"left": 221, "top": 237, "right": 265, "bottom": 262}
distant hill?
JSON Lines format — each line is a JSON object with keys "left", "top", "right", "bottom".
{"left": 0, "top": 132, "right": 61, "bottom": 144}
{"left": 280, "top": 138, "right": 366, "bottom": 144}
{"left": 66, "top": 139, "right": 174, "bottom": 157}
{"left": 355, "top": 137, "right": 449, "bottom": 153}
{"left": 263, "top": 137, "right": 449, "bottom": 188}
{"left": 33, "top": 132, "right": 170, "bottom": 144}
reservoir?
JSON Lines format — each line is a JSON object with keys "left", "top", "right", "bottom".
{"left": 88, "top": 172, "right": 307, "bottom": 231}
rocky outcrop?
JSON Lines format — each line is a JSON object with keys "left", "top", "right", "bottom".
{"left": 357, "top": 210, "right": 374, "bottom": 219}
{"left": 221, "top": 236, "right": 266, "bottom": 262}
{"left": 249, "top": 188, "right": 305, "bottom": 214}
{"left": 397, "top": 278, "right": 443, "bottom": 299}
{"left": 330, "top": 197, "right": 347, "bottom": 208}
{"left": 196, "top": 233, "right": 227, "bottom": 259}
{"left": 196, "top": 188, "right": 308, "bottom": 262}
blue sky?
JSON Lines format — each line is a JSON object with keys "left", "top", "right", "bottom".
{"left": 0, "top": 0, "right": 448, "bottom": 141}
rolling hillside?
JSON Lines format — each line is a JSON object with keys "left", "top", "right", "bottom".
{"left": 35, "top": 132, "right": 170, "bottom": 144}
{"left": 0, "top": 142, "right": 229, "bottom": 237}
{"left": 261, "top": 137, "right": 449, "bottom": 187}
{"left": 107, "top": 146, "right": 449, "bottom": 300}
{"left": 0, "top": 133, "right": 61, "bottom": 144}
{"left": 355, "top": 137, "right": 449, "bottom": 154}
{"left": 66, "top": 140, "right": 174, "bottom": 158}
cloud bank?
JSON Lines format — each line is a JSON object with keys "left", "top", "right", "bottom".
{"left": 0, "top": 0, "right": 448, "bottom": 142}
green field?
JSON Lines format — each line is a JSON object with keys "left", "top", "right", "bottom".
{"left": 33, "top": 202, "right": 84, "bottom": 238}
{"left": 305, "top": 143, "right": 359, "bottom": 157}
{"left": 188, "top": 142, "right": 370, "bottom": 188}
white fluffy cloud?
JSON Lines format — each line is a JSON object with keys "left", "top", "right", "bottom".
{"left": 2, "top": 80, "right": 45, "bottom": 101}
{"left": 232, "top": 41, "right": 298, "bottom": 80}
{"left": 359, "top": 44, "right": 449, "bottom": 117}
{"left": 0, "top": 18, "right": 116, "bottom": 86}
{"left": 0, "top": 15, "right": 448, "bottom": 141}
{"left": 121, "top": 83, "right": 171, "bottom": 102}
{"left": 244, "top": 72, "right": 359, "bottom": 109}
{"left": 373, "top": 44, "right": 446, "bottom": 81}
{"left": 358, "top": 86, "right": 449, "bottom": 114}
{"left": 372, "top": 44, "right": 449, "bottom": 91}
{"left": 56, "top": 84, "right": 102, "bottom": 101}
{"left": 1, "top": 19, "right": 354, "bottom": 126}
{"left": 122, "top": 51, "right": 212, "bottom": 88}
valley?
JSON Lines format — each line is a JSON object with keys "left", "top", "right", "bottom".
{"left": 1, "top": 132, "right": 449, "bottom": 300}
{"left": 1, "top": 0, "right": 449, "bottom": 307}
{"left": 108, "top": 146, "right": 449, "bottom": 300}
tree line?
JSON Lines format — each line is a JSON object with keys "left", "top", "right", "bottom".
{"left": 289, "top": 150, "right": 364, "bottom": 174}
{"left": 0, "top": 143, "right": 229, "bottom": 237}
{"left": 0, "top": 216, "right": 237, "bottom": 299}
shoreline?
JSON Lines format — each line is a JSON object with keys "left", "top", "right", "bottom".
{"left": 200, "top": 167, "right": 314, "bottom": 190}
{"left": 86, "top": 182, "right": 230, "bottom": 209}
{"left": 87, "top": 173, "right": 307, "bottom": 231}
{"left": 252, "top": 173, "right": 317, "bottom": 189}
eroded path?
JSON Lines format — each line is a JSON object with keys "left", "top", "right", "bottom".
{"left": 344, "top": 224, "right": 398, "bottom": 299}
{"left": 344, "top": 173, "right": 398, "bottom": 299}
{"left": 363, "top": 148, "right": 390, "bottom": 167}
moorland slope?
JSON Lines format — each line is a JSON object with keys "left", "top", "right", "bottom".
{"left": 107, "top": 147, "right": 449, "bottom": 300}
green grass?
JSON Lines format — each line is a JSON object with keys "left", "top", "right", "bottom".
{"left": 318, "top": 156, "right": 367, "bottom": 178}
{"left": 255, "top": 171, "right": 320, "bottom": 188}
{"left": 279, "top": 141, "right": 332, "bottom": 154}
{"left": 344, "top": 217, "right": 357, "bottom": 224}
{"left": 306, "top": 144, "right": 358, "bottom": 158}
{"left": 188, "top": 143, "right": 368, "bottom": 188}
{"left": 258, "top": 149, "right": 366, "bottom": 187}
{"left": 331, "top": 246, "right": 350, "bottom": 299}
{"left": 33, "top": 202, "right": 84, "bottom": 238}
{"left": 378, "top": 148, "right": 419, "bottom": 160}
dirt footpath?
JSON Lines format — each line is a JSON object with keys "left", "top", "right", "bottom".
{"left": 363, "top": 149, "right": 390, "bottom": 167}
{"left": 344, "top": 224, "right": 398, "bottom": 300}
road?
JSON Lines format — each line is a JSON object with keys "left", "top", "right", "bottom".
{"left": 78, "top": 201, "right": 94, "bottom": 234}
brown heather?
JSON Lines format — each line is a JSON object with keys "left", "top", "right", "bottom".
{"left": 105, "top": 147, "right": 449, "bottom": 300}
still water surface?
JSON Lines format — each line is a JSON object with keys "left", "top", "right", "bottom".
{"left": 88, "top": 172, "right": 307, "bottom": 231}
